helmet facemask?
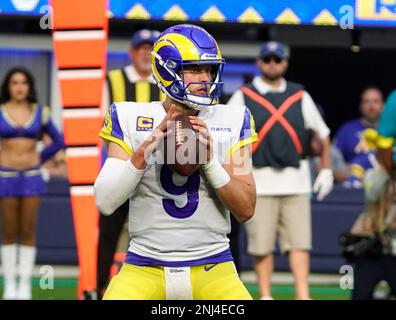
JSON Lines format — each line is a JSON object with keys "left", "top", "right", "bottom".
{"left": 152, "top": 52, "right": 225, "bottom": 110}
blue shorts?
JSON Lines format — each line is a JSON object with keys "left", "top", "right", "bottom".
{"left": 0, "top": 166, "right": 46, "bottom": 197}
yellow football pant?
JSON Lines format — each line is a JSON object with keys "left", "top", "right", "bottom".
{"left": 103, "top": 261, "right": 252, "bottom": 300}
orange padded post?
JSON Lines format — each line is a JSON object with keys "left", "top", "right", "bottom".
{"left": 69, "top": 187, "right": 99, "bottom": 298}
{"left": 51, "top": 0, "right": 108, "bottom": 300}
{"left": 54, "top": 33, "right": 107, "bottom": 69}
{"left": 58, "top": 70, "right": 104, "bottom": 107}
{"left": 66, "top": 148, "right": 101, "bottom": 185}
{"left": 51, "top": 0, "right": 107, "bottom": 29}
{"left": 63, "top": 118, "right": 103, "bottom": 145}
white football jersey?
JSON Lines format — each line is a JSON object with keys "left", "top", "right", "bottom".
{"left": 100, "top": 101, "right": 257, "bottom": 262}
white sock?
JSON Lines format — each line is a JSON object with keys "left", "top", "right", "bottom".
{"left": 260, "top": 295, "right": 274, "bottom": 300}
{"left": 17, "top": 245, "right": 36, "bottom": 300}
{"left": 1, "top": 244, "right": 18, "bottom": 299}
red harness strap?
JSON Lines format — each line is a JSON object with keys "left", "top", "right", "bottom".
{"left": 241, "top": 86, "right": 305, "bottom": 155}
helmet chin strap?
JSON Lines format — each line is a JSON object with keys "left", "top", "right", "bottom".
{"left": 184, "top": 92, "right": 213, "bottom": 110}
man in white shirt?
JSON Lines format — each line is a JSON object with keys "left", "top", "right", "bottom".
{"left": 228, "top": 41, "right": 333, "bottom": 300}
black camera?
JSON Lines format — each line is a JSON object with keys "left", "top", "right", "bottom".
{"left": 339, "top": 231, "right": 383, "bottom": 261}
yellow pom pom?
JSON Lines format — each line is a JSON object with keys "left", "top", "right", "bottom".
{"left": 363, "top": 128, "right": 378, "bottom": 142}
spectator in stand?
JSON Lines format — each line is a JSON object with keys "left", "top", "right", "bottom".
{"left": 334, "top": 86, "right": 384, "bottom": 188}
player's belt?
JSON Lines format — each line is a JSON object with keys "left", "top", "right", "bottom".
{"left": 241, "top": 86, "right": 304, "bottom": 155}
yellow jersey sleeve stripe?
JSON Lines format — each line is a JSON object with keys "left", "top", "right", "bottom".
{"left": 99, "top": 131, "right": 134, "bottom": 156}
{"left": 228, "top": 135, "right": 259, "bottom": 156}
{"left": 377, "top": 135, "right": 394, "bottom": 149}
{"left": 250, "top": 113, "right": 258, "bottom": 141}
{"left": 108, "top": 69, "right": 126, "bottom": 103}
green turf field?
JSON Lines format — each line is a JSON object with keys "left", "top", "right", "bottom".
{"left": 246, "top": 283, "right": 350, "bottom": 300}
{"left": 0, "top": 278, "right": 78, "bottom": 300}
{"left": 0, "top": 278, "right": 351, "bottom": 300}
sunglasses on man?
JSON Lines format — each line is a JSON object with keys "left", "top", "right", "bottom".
{"left": 262, "top": 56, "right": 283, "bottom": 64}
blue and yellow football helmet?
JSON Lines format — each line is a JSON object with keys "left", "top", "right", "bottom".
{"left": 151, "top": 24, "right": 225, "bottom": 110}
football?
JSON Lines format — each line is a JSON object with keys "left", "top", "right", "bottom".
{"left": 163, "top": 114, "right": 206, "bottom": 176}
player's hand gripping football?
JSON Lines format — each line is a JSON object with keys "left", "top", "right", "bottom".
{"left": 188, "top": 116, "right": 213, "bottom": 164}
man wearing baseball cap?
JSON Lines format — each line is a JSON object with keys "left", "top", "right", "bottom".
{"left": 259, "top": 41, "right": 290, "bottom": 60}
{"left": 103, "top": 29, "right": 162, "bottom": 106}
{"left": 228, "top": 41, "right": 333, "bottom": 300}
{"left": 97, "top": 29, "right": 163, "bottom": 299}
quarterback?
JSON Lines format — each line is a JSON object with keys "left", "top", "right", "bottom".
{"left": 94, "top": 24, "right": 257, "bottom": 300}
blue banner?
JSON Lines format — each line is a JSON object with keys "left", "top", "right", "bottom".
{"left": 0, "top": 0, "right": 47, "bottom": 15}
{"left": 1, "top": 0, "right": 396, "bottom": 28}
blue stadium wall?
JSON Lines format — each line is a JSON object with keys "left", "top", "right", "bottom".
{"left": 0, "top": 178, "right": 363, "bottom": 273}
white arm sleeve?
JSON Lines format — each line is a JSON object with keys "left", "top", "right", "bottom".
{"left": 94, "top": 157, "right": 145, "bottom": 216}
{"left": 227, "top": 89, "right": 245, "bottom": 106}
{"left": 301, "top": 91, "right": 330, "bottom": 139}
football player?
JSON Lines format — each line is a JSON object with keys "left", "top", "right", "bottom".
{"left": 94, "top": 24, "right": 257, "bottom": 300}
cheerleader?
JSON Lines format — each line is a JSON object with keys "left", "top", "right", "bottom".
{"left": 0, "top": 67, "right": 64, "bottom": 300}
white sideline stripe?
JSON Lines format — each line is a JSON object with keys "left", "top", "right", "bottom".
{"left": 58, "top": 69, "right": 103, "bottom": 80}
{"left": 53, "top": 30, "right": 106, "bottom": 41}
{"left": 62, "top": 109, "right": 101, "bottom": 118}
{"left": 66, "top": 147, "right": 99, "bottom": 157}
{"left": 70, "top": 186, "right": 94, "bottom": 196}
